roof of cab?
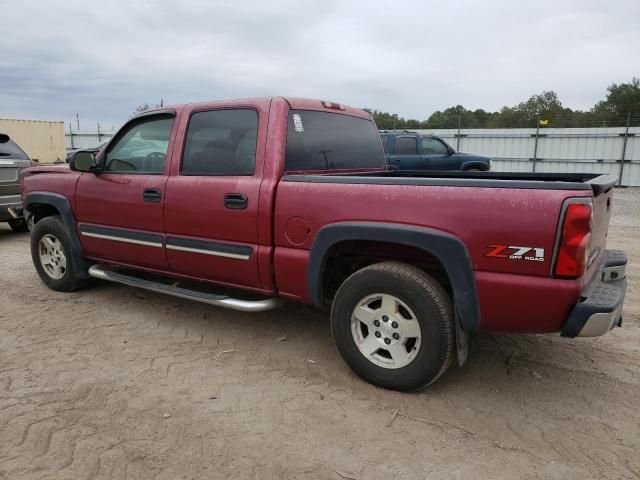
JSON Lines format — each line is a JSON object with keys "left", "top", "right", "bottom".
{"left": 139, "top": 97, "right": 372, "bottom": 121}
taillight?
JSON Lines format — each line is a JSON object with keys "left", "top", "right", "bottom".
{"left": 554, "top": 202, "right": 593, "bottom": 278}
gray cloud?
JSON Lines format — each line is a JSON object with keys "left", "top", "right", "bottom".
{"left": 1, "top": 0, "right": 638, "bottom": 131}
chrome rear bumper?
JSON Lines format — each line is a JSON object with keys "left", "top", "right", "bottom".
{"left": 562, "top": 250, "right": 627, "bottom": 338}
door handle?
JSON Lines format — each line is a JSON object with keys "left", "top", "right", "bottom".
{"left": 143, "top": 188, "right": 162, "bottom": 203}
{"left": 224, "top": 193, "right": 248, "bottom": 210}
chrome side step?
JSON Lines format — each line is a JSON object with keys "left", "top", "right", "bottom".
{"left": 88, "top": 264, "right": 281, "bottom": 312}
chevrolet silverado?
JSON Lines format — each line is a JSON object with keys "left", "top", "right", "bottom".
{"left": 21, "top": 97, "right": 627, "bottom": 391}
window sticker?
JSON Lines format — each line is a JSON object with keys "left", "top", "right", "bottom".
{"left": 293, "top": 113, "right": 304, "bottom": 132}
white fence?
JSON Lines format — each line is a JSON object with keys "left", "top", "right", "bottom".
{"left": 414, "top": 126, "right": 640, "bottom": 186}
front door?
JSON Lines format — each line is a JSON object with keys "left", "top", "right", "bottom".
{"left": 420, "top": 137, "right": 451, "bottom": 170}
{"left": 163, "top": 107, "right": 264, "bottom": 289}
{"left": 75, "top": 114, "right": 175, "bottom": 270}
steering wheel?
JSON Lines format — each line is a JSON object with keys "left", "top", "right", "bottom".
{"left": 146, "top": 151, "right": 165, "bottom": 162}
{"left": 145, "top": 151, "right": 165, "bottom": 171}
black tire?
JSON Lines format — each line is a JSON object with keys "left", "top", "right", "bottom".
{"left": 30, "top": 216, "right": 89, "bottom": 292}
{"left": 8, "top": 218, "right": 29, "bottom": 233}
{"left": 330, "top": 261, "right": 454, "bottom": 391}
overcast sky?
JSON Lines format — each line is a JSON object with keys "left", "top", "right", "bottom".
{"left": 1, "top": 0, "right": 638, "bottom": 131}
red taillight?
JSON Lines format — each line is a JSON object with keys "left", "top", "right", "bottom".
{"left": 554, "top": 202, "right": 592, "bottom": 278}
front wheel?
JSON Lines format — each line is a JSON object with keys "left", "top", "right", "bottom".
{"left": 30, "top": 216, "right": 88, "bottom": 292}
{"left": 330, "top": 262, "right": 454, "bottom": 391}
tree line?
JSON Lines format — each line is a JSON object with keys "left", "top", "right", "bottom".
{"left": 366, "top": 77, "right": 640, "bottom": 130}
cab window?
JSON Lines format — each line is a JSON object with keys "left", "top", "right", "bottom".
{"left": 181, "top": 109, "right": 258, "bottom": 176}
{"left": 104, "top": 116, "right": 173, "bottom": 174}
{"left": 285, "top": 110, "right": 385, "bottom": 171}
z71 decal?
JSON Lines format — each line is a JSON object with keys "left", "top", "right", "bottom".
{"left": 485, "top": 245, "right": 545, "bottom": 262}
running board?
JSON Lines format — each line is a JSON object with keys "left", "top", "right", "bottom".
{"left": 88, "top": 264, "right": 281, "bottom": 312}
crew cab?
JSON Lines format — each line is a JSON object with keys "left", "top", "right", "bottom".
{"left": 21, "top": 97, "right": 627, "bottom": 391}
{"left": 0, "top": 134, "right": 30, "bottom": 232}
{"left": 380, "top": 131, "right": 491, "bottom": 171}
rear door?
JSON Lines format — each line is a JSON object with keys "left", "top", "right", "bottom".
{"left": 388, "top": 135, "right": 421, "bottom": 170}
{"left": 75, "top": 113, "right": 175, "bottom": 269}
{"left": 163, "top": 105, "right": 267, "bottom": 289}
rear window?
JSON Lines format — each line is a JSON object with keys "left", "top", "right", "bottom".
{"left": 285, "top": 110, "right": 385, "bottom": 171}
{"left": 0, "top": 138, "right": 29, "bottom": 160}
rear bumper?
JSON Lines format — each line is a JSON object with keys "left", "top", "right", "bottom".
{"left": 562, "top": 249, "right": 627, "bottom": 337}
{"left": 0, "top": 194, "right": 23, "bottom": 222}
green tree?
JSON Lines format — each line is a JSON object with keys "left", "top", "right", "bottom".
{"left": 516, "top": 91, "right": 563, "bottom": 116}
{"left": 363, "top": 79, "right": 640, "bottom": 130}
{"left": 593, "top": 77, "right": 640, "bottom": 115}
{"left": 363, "top": 109, "right": 407, "bottom": 130}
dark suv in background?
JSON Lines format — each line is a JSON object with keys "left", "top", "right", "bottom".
{"left": 0, "top": 134, "right": 31, "bottom": 232}
{"left": 380, "top": 131, "right": 491, "bottom": 171}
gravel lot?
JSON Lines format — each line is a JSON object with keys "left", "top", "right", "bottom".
{"left": 1, "top": 188, "right": 638, "bottom": 480}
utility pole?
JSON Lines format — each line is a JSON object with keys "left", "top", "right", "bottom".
{"left": 76, "top": 113, "right": 80, "bottom": 132}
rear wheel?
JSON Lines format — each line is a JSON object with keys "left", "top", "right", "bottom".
{"left": 330, "top": 262, "right": 454, "bottom": 391}
{"left": 8, "top": 218, "right": 29, "bottom": 233}
{"left": 30, "top": 216, "right": 88, "bottom": 292}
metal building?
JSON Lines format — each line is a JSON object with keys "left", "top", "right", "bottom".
{"left": 414, "top": 127, "right": 640, "bottom": 186}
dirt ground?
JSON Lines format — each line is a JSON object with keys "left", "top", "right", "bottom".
{"left": 1, "top": 189, "right": 638, "bottom": 480}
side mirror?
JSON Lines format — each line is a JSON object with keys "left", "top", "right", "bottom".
{"left": 447, "top": 146, "right": 455, "bottom": 156}
{"left": 69, "top": 150, "right": 98, "bottom": 172}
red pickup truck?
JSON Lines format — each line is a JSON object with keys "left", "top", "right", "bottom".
{"left": 21, "top": 97, "right": 627, "bottom": 391}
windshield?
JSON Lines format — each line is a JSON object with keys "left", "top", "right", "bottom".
{"left": 285, "top": 110, "right": 385, "bottom": 171}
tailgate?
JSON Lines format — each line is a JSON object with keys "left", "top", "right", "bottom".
{"left": 583, "top": 182, "right": 615, "bottom": 285}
